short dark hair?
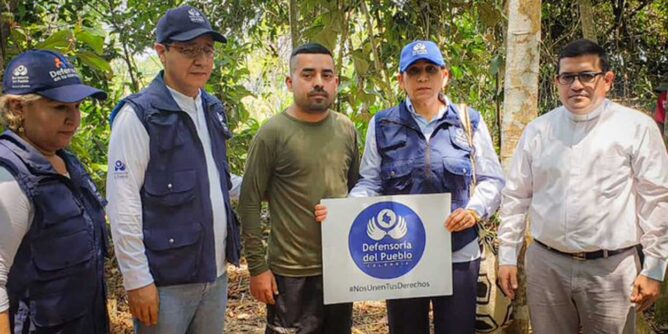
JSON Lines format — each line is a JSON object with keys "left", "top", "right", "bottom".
{"left": 557, "top": 39, "right": 610, "bottom": 73}
{"left": 289, "top": 43, "right": 333, "bottom": 73}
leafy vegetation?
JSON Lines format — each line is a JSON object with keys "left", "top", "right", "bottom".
{"left": 1, "top": 1, "right": 667, "bottom": 331}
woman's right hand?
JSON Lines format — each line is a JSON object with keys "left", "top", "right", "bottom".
{"left": 314, "top": 204, "right": 328, "bottom": 223}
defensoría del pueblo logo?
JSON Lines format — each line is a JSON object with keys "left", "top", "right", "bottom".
{"left": 348, "top": 201, "right": 426, "bottom": 279}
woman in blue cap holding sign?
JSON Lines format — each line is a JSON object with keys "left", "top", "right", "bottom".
{"left": 0, "top": 50, "right": 109, "bottom": 333}
{"left": 316, "top": 40, "right": 505, "bottom": 333}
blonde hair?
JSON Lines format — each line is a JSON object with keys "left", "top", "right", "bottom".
{"left": 0, "top": 93, "right": 41, "bottom": 132}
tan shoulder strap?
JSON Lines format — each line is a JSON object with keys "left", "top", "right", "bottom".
{"left": 457, "top": 103, "right": 477, "bottom": 188}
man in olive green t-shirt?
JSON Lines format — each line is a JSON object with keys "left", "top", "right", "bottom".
{"left": 238, "top": 43, "right": 359, "bottom": 334}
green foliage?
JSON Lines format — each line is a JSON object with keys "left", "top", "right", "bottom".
{"left": 1, "top": 0, "right": 666, "bottom": 196}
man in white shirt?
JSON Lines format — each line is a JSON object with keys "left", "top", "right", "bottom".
{"left": 106, "top": 6, "right": 241, "bottom": 334}
{"left": 497, "top": 39, "right": 668, "bottom": 334}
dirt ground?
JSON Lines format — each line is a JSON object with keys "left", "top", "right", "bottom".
{"left": 105, "top": 256, "right": 666, "bottom": 334}
{"left": 106, "top": 258, "right": 389, "bottom": 334}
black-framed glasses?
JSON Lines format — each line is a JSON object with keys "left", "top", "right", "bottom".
{"left": 166, "top": 44, "right": 216, "bottom": 59}
{"left": 556, "top": 71, "right": 604, "bottom": 85}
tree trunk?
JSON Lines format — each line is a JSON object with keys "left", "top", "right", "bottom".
{"left": 359, "top": 0, "right": 395, "bottom": 104}
{"left": 289, "top": 0, "right": 299, "bottom": 49}
{"left": 578, "top": 0, "right": 598, "bottom": 43}
{"left": 501, "top": 0, "right": 541, "bottom": 332}
{"left": 0, "top": 0, "right": 18, "bottom": 90}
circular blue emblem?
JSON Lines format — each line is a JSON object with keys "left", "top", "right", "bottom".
{"left": 348, "top": 201, "right": 426, "bottom": 279}
{"left": 114, "top": 160, "right": 126, "bottom": 172}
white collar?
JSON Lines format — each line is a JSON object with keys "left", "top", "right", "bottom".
{"left": 564, "top": 99, "right": 607, "bottom": 122}
{"left": 166, "top": 85, "right": 202, "bottom": 113}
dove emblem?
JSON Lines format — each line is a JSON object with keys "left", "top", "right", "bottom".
{"left": 367, "top": 209, "right": 408, "bottom": 241}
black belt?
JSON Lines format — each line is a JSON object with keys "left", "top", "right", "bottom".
{"left": 534, "top": 239, "right": 636, "bottom": 261}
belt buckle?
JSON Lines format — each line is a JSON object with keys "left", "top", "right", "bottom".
{"left": 572, "top": 252, "right": 587, "bottom": 261}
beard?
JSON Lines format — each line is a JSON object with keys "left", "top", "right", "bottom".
{"left": 296, "top": 88, "right": 333, "bottom": 114}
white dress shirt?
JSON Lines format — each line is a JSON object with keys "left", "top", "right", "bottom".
{"left": 350, "top": 97, "right": 506, "bottom": 262}
{"left": 498, "top": 100, "right": 668, "bottom": 281}
{"left": 107, "top": 86, "right": 241, "bottom": 290}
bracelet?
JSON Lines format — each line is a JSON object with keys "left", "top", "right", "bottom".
{"left": 467, "top": 209, "right": 481, "bottom": 223}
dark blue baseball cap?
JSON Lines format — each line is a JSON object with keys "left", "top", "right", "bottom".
{"left": 155, "top": 6, "right": 226, "bottom": 43}
{"left": 2, "top": 50, "right": 107, "bottom": 102}
{"left": 399, "top": 40, "right": 446, "bottom": 73}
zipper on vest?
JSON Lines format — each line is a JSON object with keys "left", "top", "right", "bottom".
{"left": 425, "top": 137, "right": 432, "bottom": 187}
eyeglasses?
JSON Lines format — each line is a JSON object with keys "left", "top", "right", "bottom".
{"left": 556, "top": 71, "right": 604, "bottom": 85}
{"left": 166, "top": 44, "right": 216, "bottom": 59}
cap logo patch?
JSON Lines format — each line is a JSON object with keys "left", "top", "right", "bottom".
{"left": 412, "top": 43, "right": 428, "bottom": 55}
{"left": 13, "top": 65, "right": 28, "bottom": 77}
{"left": 11, "top": 65, "right": 29, "bottom": 88}
{"left": 54, "top": 57, "right": 64, "bottom": 69}
{"left": 188, "top": 8, "right": 205, "bottom": 23}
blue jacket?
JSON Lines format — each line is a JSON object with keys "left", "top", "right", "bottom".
{"left": 0, "top": 131, "right": 109, "bottom": 332}
{"left": 110, "top": 73, "right": 241, "bottom": 286}
{"left": 374, "top": 101, "right": 478, "bottom": 251}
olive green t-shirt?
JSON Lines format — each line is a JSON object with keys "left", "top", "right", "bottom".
{"left": 238, "top": 110, "right": 360, "bottom": 277}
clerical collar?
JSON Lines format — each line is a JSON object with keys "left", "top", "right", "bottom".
{"left": 564, "top": 99, "right": 608, "bottom": 122}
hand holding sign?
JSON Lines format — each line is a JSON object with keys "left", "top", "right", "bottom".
{"left": 321, "top": 194, "right": 452, "bottom": 304}
{"left": 445, "top": 208, "right": 479, "bottom": 232}
{"left": 314, "top": 204, "right": 328, "bottom": 223}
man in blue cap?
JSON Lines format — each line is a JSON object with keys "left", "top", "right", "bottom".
{"left": 337, "top": 40, "right": 505, "bottom": 333}
{"left": 106, "top": 5, "right": 241, "bottom": 333}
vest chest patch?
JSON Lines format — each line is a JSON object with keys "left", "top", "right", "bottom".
{"left": 452, "top": 127, "right": 470, "bottom": 148}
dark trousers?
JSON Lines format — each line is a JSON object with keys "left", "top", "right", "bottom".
{"left": 266, "top": 274, "right": 353, "bottom": 334}
{"left": 387, "top": 259, "right": 480, "bottom": 334}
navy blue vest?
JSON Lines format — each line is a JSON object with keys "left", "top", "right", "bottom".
{"left": 375, "top": 101, "right": 479, "bottom": 251}
{"left": 110, "top": 73, "right": 241, "bottom": 286}
{"left": 0, "top": 131, "right": 109, "bottom": 332}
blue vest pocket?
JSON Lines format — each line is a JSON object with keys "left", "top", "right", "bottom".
{"left": 29, "top": 276, "right": 92, "bottom": 327}
{"left": 144, "top": 170, "right": 197, "bottom": 207}
{"left": 143, "top": 223, "right": 202, "bottom": 285}
{"left": 377, "top": 121, "right": 407, "bottom": 152}
{"left": 29, "top": 231, "right": 96, "bottom": 327}
{"left": 380, "top": 162, "right": 414, "bottom": 194}
{"left": 442, "top": 157, "right": 472, "bottom": 201}
{"left": 32, "top": 230, "right": 93, "bottom": 273}
{"left": 36, "top": 184, "right": 86, "bottom": 235}
{"left": 442, "top": 157, "right": 472, "bottom": 176}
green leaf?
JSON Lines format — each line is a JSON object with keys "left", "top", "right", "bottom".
{"left": 77, "top": 50, "right": 112, "bottom": 74}
{"left": 36, "top": 30, "right": 73, "bottom": 52}
{"left": 76, "top": 29, "right": 105, "bottom": 54}
{"left": 450, "top": 65, "right": 463, "bottom": 80}
{"left": 352, "top": 50, "right": 370, "bottom": 75}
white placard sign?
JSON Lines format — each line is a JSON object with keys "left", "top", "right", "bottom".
{"left": 321, "top": 193, "right": 452, "bottom": 304}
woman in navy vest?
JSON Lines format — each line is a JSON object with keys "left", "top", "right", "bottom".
{"left": 316, "top": 41, "right": 505, "bottom": 333}
{"left": 0, "top": 50, "right": 109, "bottom": 333}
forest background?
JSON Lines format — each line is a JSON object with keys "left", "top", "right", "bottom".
{"left": 0, "top": 0, "right": 667, "bottom": 333}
